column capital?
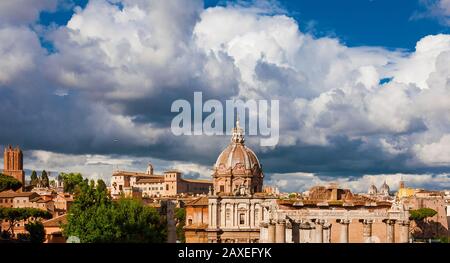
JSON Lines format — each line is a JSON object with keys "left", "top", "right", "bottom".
{"left": 383, "top": 219, "right": 397, "bottom": 225}
{"left": 397, "top": 220, "right": 410, "bottom": 226}
{"left": 277, "top": 219, "right": 287, "bottom": 225}
{"left": 338, "top": 219, "right": 350, "bottom": 225}
{"left": 315, "top": 219, "right": 325, "bottom": 225}
{"left": 359, "top": 219, "right": 374, "bottom": 225}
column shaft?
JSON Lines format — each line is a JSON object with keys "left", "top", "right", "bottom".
{"left": 339, "top": 220, "right": 350, "bottom": 243}
{"left": 267, "top": 223, "right": 276, "bottom": 243}
{"left": 275, "top": 221, "right": 286, "bottom": 243}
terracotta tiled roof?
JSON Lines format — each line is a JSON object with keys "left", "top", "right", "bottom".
{"left": 136, "top": 178, "right": 164, "bottom": 184}
{"left": 113, "top": 171, "right": 162, "bottom": 177}
{"left": 164, "top": 169, "right": 182, "bottom": 174}
{"left": 185, "top": 196, "right": 209, "bottom": 206}
{"left": 181, "top": 179, "right": 213, "bottom": 184}
{"left": 42, "top": 214, "right": 67, "bottom": 227}
{"left": 0, "top": 190, "right": 39, "bottom": 198}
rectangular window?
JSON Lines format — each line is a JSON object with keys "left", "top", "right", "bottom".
{"left": 220, "top": 185, "right": 225, "bottom": 192}
{"left": 239, "top": 213, "right": 245, "bottom": 225}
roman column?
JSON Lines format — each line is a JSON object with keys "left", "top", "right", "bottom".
{"left": 292, "top": 220, "right": 300, "bottom": 243}
{"left": 275, "top": 220, "right": 286, "bottom": 243}
{"left": 399, "top": 220, "right": 410, "bottom": 243}
{"left": 339, "top": 219, "right": 350, "bottom": 243}
{"left": 315, "top": 219, "right": 324, "bottom": 243}
{"left": 268, "top": 221, "right": 276, "bottom": 243}
{"left": 208, "top": 202, "right": 212, "bottom": 226}
{"left": 323, "top": 222, "right": 331, "bottom": 243}
{"left": 285, "top": 221, "right": 293, "bottom": 243}
{"left": 384, "top": 219, "right": 396, "bottom": 243}
{"left": 259, "top": 222, "right": 269, "bottom": 243}
{"left": 220, "top": 202, "right": 226, "bottom": 227}
{"left": 361, "top": 219, "right": 373, "bottom": 243}
{"left": 250, "top": 203, "right": 254, "bottom": 227}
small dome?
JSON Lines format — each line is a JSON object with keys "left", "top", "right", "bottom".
{"left": 368, "top": 184, "right": 378, "bottom": 195}
{"left": 380, "top": 181, "right": 390, "bottom": 195}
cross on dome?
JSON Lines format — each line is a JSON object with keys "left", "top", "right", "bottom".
{"left": 231, "top": 117, "right": 245, "bottom": 144}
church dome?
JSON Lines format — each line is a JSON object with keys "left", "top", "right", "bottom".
{"left": 212, "top": 120, "right": 263, "bottom": 195}
{"left": 214, "top": 142, "right": 261, "bottom": 171}
{"left": 380, "top": 181, "right": 390, "bottom": 196}
{"left": 368, "top": 184, "right": 378, "bottom": 195}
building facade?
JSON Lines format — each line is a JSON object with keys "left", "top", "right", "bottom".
{"left": 110, "top": 163, "right": 212, "bottom": 199}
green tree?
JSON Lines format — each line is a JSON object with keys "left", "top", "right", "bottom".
{"left": 30, "top": 171, "right": 38, "bottom": 187}
{"left": 0, "top": 174, "right": 22, "bottom": 192}
{"left": 409, "top": 208, "right": 438, "bottom": 221}
{"left": 59, "top": 173, "right": 84, "bottom": 193}
{"left": 0, "top": 207, "right": 51, "bottom": 237}
{"left": 96, "top": 179, "right": 107, "bottom": 193}
{"left": 41, "top": 170, "right": 49, "bottom": 187}
{"left": 25, "top": 221, "right": 46, "bottom": 243}
{"left": 175, "top": 208, "right": 186, "bottom": 243}
{"left": 63, "top": 181, "right": 166, "bottom": 243}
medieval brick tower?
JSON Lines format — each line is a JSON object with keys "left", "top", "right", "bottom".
{"left": 3, "top": 145, "right": 25, "bottom": 191}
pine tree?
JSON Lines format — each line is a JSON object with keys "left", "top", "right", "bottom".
{"left": 30, "top": 171, "right": 38, "bottom": 186}
{"left": 41, "top": 170, "right": 49, "bottom": 188}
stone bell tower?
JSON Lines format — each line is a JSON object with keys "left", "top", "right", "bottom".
{"left": 3, "top": 145, "right": 25, "bottom": 191}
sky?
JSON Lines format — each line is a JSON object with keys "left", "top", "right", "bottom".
{"left": 1, "top": 0, "right": 450, "bottom": 193}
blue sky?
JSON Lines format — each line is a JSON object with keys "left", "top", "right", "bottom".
{"left": 1, "top": 0, "right": 450, "bottom": 192}
{"left": 40, "top": 0, "right": 450, "bottom": 50}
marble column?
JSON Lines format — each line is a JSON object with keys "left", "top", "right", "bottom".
{"left": 220, "top": 202, "right": 226, "bottom": 227}
{"left": 285, "top": 221, "right": 293, "bottom": 243}
{"left": 361, "top": 219, "right": 373, "bottom": 243}
{"left": 399, "top": 220, "right": 410, "bottom": 243}
{"left": 323, "top": 222, "right": 331, "bottom": 243}
{"left": 384, "top": 219, "right": 396, "bottom": 243}
{"left": 259, "top": 223, "right": 269, "bottom": 243}
{"left": 315, "top": 219, "right": 324, "bottom": 243}
{"left": 339, "top": 219, "right": 350, "bottom": 243}
{"left": 250, "top": 203, "right": 254, "bottom": 227}
{"left": 208, "top": 203, "right": 212, "bottom": 226}
{"left": 211, "top": 203, "right": 216, "bottom": 228}
{"left": 275, "top": 220, "right": 286, "bottom": 243}
{"left": 291, "top": 221, "right": 300, "bottom": 243}
{"left": 267, "top": 221, "right": 276, "bottom": 243}
{"left": 231, "top": 203, "right": 235, "bottom": 227}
